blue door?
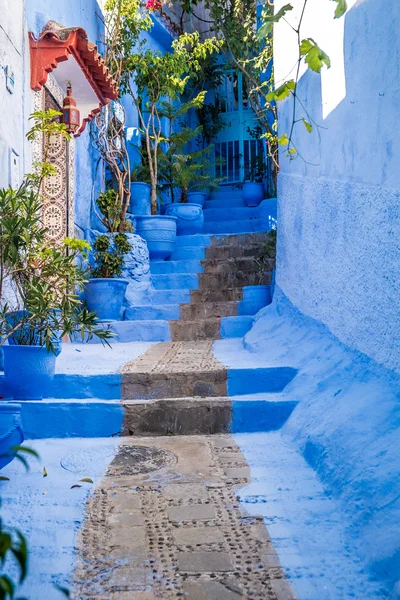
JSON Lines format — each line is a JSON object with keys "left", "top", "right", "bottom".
{"left": 212, "top": 70, "right": 266, "bottom": 185}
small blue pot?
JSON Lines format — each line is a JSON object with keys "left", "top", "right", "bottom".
{"left": 129, "top": 183, "right": 151, "bottom": 216}
{"left": 187, "top": 192, "right": 207, "bottom": 207}
{"left": 6, "top": 310, "right": 62, "bottom": 356}
{"left": 241, "top": 285, "right": 272, "bottom": 314}
{"left": 85, "top": 278, "right": 128, "bottom": 321}
{"left": 242, "top": 182, "right": 264, "bottom": 207}
{"left": 165, "top": 203, "right": 204, "bottom": 236}
{"left": 0, "top": 402, "right": 24, "bottom": 470}
{"left": 3, "top": 345, "right": 56, "bottom": 400}
{"left": 135, "top": 215, "right": 177, "bottom": 260}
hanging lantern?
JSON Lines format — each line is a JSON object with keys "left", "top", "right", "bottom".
{"left": 62, "top": 82, "right": 80, "bottom": 134}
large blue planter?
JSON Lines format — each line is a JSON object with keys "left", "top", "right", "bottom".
{"left": 242, "top": 182, "right": 264, "bottom": 207}
{"left": 129, "top": 183, "right": 151, "bottom": 216}
{"left": 135, "top": 215, "right": 177, "bottom": 260}
{"left": 3, "top": 345, "right": 56, "bottom": 400}
{"left": 0, "top": 402, "right": 24, "bottom": 470}
{"left": 6, "top": 310, "right": 62, "bottom": 356}
{"left": 240, "top": 285, "right": 272, "bottom": 315}
{"left": 84, "top": 278, "right": 128, "bottom": 321}
{"left": 187, "top": 192, "right": 207, "bottom": 207}
{"left": 165, "top": 203, "right": 204, "bottom": 236}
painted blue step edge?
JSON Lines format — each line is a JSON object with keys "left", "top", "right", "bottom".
{"left": 73, "top": 320, "right": 171, "bottom": 343}
{"left": 19, "top": 400, "right": 124, "bottom": 439}
{"left": 231, "top": 399, "right": 298, "bottom": 433}
{"left": 175, "top": 234, "right": 211, "bottom": 247}
{"left": 220, "top": 316, "right": 254, "bottom": 339}
{"left": 170, "top": 246, "right": 205, "bottom": 261}
{"left": 151, "top": 259, "right": 203, "bottom": 274}
{"left": 125, "top": 304, "right": 180, "bottom": 321}
{"left": 227, "top": 367, "right": 298, "bottom": 396}
{"left": 0, "top": 373, "right": 121, "bottom": 400}
{"left": 151, "top": 273, "right": 199, "bottom": 290}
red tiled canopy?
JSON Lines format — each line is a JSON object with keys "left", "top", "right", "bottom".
{"left": 29, "top": 21, "right": 118, "bottom": 135}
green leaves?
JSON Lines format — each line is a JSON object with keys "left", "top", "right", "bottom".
{"left": 300, "top": 38, "right": 331, "bottom": 72}
{"left": 332, "top": 0, "right": 347, "bottom": 18}
{"left": 278, "top": 134, "right": 290, "bottom": 147}
{"left": 257, "top": 4, "right": 293, "bottom": 38}
{"left": 302, "top": 117, "right": 313, "bottom": 133}
{"left": 266, "top": 80, "right": 296, "bottom": 102}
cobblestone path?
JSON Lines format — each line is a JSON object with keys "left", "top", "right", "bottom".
{"left": 73, "top": 435, "right": 296, "bottom": 600}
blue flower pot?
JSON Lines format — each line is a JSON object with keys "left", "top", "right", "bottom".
{"left": 3, "top": 345, "right": 56, "bottom": 400}
{"left": 187, "top": 192, "right": 207, "bottom": 207}
{"left": 129, "top": 183, "right": 151, "bottom": 216}
{"left": 0, "top": 402, "right": 24, "bottom": 470}
{"left": 242, "top": 182, "right": 264, "bottom": 207}
{"left": 84, "top": 278, "right": 128, "bottom": 321}
{"left": 6, "top": 310, "right": 62, "bottom": 356}
{"left": 165, "top": 203, "right": 204, "bottom": 236}
{"left": 135, "top": 215, "right": 177, "bottom": 260}
{"left": 241, "top": 285, "right": 272, "bottom": 314}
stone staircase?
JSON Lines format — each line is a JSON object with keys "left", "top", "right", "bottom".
{"left": 112, "top": 189, "right": 275, "bottom": 343}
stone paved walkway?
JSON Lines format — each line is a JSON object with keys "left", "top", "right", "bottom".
{"left": 73, "top": 435, "right": 296, "bottom": 600}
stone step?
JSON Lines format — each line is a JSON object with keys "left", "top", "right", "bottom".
{"left": 203, "top": 207, "right": 259, "bottom": 222}
{"left": 17, "top": 394, "right": 299, "bottom": 437}
{"left": 121, "top": 341, "right": 227, "bottom": 400}
{"left": 121, "top": 341, "right": 298, "bottom": 400}
{"left": 190, "top": 287, "right": 243, "bottom": 303}
{"left": 170, "top": 318, "right": 221, "bottom": 342}
{"left": 125, "top": 304, "right": 180, "bottom": 321}
{"left": 151, "top": 272, "right": 199, "bottom": 290}
{"left": 197, "top": 271, "right": 271, "bottom": 291}
{"left": 169, "top": 316, "right": 253, "bottom": 342}
{"left": 201, "top": 256, "right": 273, "bottom": 275}
{"left": 203, "top": 220, "right": 262, "bottom": 235}
{"left": 210, "top": 231, "right": 271, "bottom": 247}
{"left": 179, "top": 300, "right": 238, "bottom": 321}
{"left": 204, "top": 197, "right": 245, "bottom": 209}
{"left": 122, "top": 393, "right": 298, "bottom": 436}
{"left": 151, "top": 259, "right": 203, "bottom": 274}
{"left": 205, "top": 241, "right": 268, "bottom": 260}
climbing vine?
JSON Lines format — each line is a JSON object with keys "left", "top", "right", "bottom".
{"left": 158, "top": 0, "right": 348, "bottom": 167}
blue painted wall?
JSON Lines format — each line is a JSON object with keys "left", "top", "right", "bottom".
{"left": 244, "top": 288, "right": 400, "bottom": 595}
{"left": 238, "top": 0, "right": 400, "bottom": 594}
{"left": 275, "top": 0, "right": 400, "bottom": 373}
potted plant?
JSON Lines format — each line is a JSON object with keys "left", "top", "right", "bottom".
{"left": 101, "top": 1, "right": 221, "bottom": 257}
{"left": 129, "top": 158, "right": 152, "bottom": 216}
{"left": 242, "top": 154, "right": 268, "bottom": 207}
{"left": 0, "top": 185, "right": 113, "bottom": 401}
{"left": 241, "top": 229, "right": 276, "bottom": 314}
{"left": 0, "top": 109, "right": 113, "bottom": 402}
{"left": 85, "top": 189, "right": 132, "bottom": 320}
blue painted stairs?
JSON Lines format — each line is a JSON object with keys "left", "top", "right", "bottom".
{"left": 81, "top": 189, "right": 274, "bottom": 343}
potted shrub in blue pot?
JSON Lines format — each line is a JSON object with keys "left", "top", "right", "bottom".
{"left": 85, "top": 190, "right": 132, "bottom": 320}
{"left": 129, "top": 163, "right": 152, "bottom": 216}
{"left": 242, "top": 155, "right": 268, "bottom": 207}
{"left": 239, "top": 230, "right": 276, "bottom": 315}
{"left": 0, "top": 185, "right": 113, "bottom": 401}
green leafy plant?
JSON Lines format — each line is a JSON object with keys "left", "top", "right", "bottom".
{"left": 91, "top": 233, "right": 132, "bottom": 279}
{"left": 0, "top": 112, "right": 114, "bottom": 353}
{"left": 255, "top": 229, "right": 277, "bottom": 284}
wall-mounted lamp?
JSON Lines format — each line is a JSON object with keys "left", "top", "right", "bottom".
{"left": 62, "top": 82, "right": 80, "bottom": 134}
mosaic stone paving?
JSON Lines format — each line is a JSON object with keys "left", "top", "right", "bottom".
{"left": 73, "top": 435, "right": 296, "bottom": 600}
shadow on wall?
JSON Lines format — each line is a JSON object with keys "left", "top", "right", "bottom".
{"left": 243, "top": 287, "right": 400, "bottom": 596}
